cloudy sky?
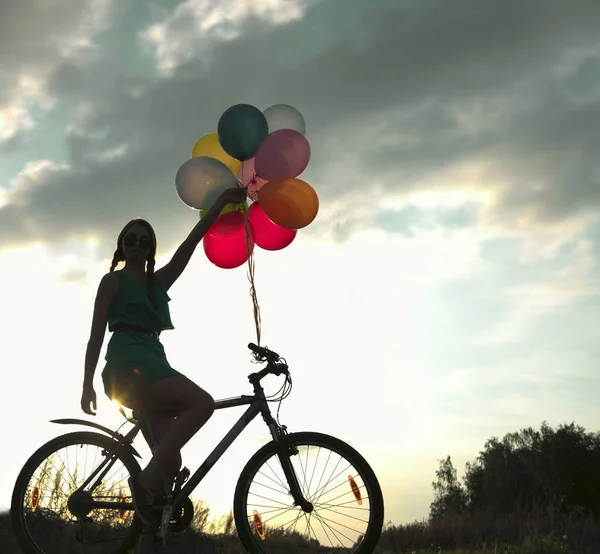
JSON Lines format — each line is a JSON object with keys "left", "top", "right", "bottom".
{"left": 1, "top": 0, "right": 600, "bottom": 528}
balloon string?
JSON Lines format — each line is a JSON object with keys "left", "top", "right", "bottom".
{"left": 240, "top": 167, "right": 262, "bottom": 347}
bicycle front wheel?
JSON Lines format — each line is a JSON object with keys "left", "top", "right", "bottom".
{"left": 234, "top": 431, "right": 384, "bottom": 554}
{"left": 11, "top": 431, "right": 143, "bottom": 554}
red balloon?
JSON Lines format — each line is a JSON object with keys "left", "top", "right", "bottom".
{"left": 203, "top": 211, "right": 254, "bottom": 269}
{"left": 247, "top": 202, "right": 296, "bottom": 251}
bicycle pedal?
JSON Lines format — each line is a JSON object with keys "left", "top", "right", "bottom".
{"left": 179, "top": 466, "right": 190, "bottom": 484}
{"left": 172, "top": 467, "right": 190, "bottom": 496}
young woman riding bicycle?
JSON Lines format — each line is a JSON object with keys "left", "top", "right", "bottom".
{"left": 79, "top": 185, "right": 247, "bottom": 553}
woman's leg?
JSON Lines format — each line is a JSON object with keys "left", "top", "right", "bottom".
{"left": 136, "top": 415, "right": 184, "bottom": 544}
{"left": 141, "top": 415, "right": 182, "bottom": 494}
{"left": 135, "top": 374, "right": 215, "bottom": 492}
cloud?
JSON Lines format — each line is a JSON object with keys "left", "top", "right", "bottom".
{"left": 58, "top": 266, "right": 89, "bottom": 284}
{"left": 0, "top": 0, "right": 599, "bottom": 268}
{"left": 481, "top": 238, "right": 598, "bottom": 344}
{"left": 0, "top": 110, "right": 34, "bottom": 150}
{"left": 0, "top": 0, "right": 116, "bottom": 142}
{"left": 142, "top": 0, "right": 316, "bottom": 73}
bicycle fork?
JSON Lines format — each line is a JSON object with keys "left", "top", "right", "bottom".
{"left": 273, "top": 426, "right": 313, "bottom": 513}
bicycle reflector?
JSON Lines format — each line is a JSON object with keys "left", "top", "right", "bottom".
{"left": 253, "top": 510, "right": 266, "bottom": 540}
{"left": 118, "top": 492, "right": 127, "bottom": 523}
{"left": 348, "top": 475, "right": 363, "bottom": 505}
{"left": 31, "top": 484, "right": 40, "bottom": 512}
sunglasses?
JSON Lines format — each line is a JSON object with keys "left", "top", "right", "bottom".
{"left": 123, "top": 234, "right": 153, "bottom": 249}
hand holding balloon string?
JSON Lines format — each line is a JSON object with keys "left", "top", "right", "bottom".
{"left": 217, "top": 185, "right": 248, "bottom": 207}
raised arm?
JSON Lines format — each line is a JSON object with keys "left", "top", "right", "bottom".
{"left": 156, "top": 187, "right": 247, "bottom": 291}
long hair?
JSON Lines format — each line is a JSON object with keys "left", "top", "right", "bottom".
{"left": 109, "top": 218, "right": 158, "bottom": 309}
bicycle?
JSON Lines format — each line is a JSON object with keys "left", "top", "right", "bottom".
{"left": 11, "top": 343, "right": 384, "bottom": 553}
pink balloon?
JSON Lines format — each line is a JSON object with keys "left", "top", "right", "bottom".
{"left": 203, "top": 211, "right": 254, "bottom": 269}
{"left": 247, "top": 202, "right": 296, "bottom": 251}
{"left": 237, "top": 157, "right": 267, "bottom": 200}
{"left": 254, "top": 129, "right": 311, "bottom": 183}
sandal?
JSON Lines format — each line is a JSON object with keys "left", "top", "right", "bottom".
{"left": 128, "top": 473, "right": 158, "bottom": 529}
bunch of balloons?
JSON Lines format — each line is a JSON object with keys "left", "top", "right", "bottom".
{"left": 175, "top": 103, "right": 319, "bottom": 269}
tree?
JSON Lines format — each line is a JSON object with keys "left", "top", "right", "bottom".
{"left": 430, "top": 421, "right": 600, "bottom": 519}
{"left": 430, "top": 455, "right": 468, "bottom": 519}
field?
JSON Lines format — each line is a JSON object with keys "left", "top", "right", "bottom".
{"left": 3, "top": 499, "right": 600, "bottom": 553}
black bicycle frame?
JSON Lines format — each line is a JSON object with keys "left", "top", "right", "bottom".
{"left": 171, "top": 392, "right": 311, "bottom": 513}
{"left": 58, "top": 391, "right": 290, "bottom": 513}
{"left": 172, "top": 393, "right": 275, "bottom": 511}
{"left": 53, "top": 380, "right": 311, "bottom": 515}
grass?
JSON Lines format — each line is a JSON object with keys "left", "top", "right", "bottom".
{"left": 0, "top": 505, "right": 315, "bottom": 553}
{"left": 7, "top": 444, "right": 600, "bottom": 552}
{"left": 373, "top": 502, "right": 600, "bottom": 554}
{"left": 4, "top": 502, "right": 600, "bottom": 553}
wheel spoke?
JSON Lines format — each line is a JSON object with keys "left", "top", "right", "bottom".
{"left": 310, "top": 448, "right": 333, "bottom": 510}
{"left": 311, "top": 457, "right": 346, "bottom": 506}
{"left": 312, "top": 509, "right": 356, "bottom": 548}
{"left": 316, "top": 498, "right": 371, "bottom": 511}
{"left": 315, "top": 479, "right": 368, "bottom": 508}
{"left": 314, "top": 505, "right": 369, "bottom": 525}
{"left": 248, "top": 491, "right": 292, "bottom": 507}
{"left": 306, "top": 446, "right": 321, "bottom": 496}
{"left": 313, "top": 511, "right": 366, "bottom": 536}
{"left": 255, "top": 469, "right": 290, "bottom": 495}
{"left": 302, "top": 444, "right": 310, "bottom": 497}
{"left": 264, "top": 460, "right": 289, "bottom": 492}
{"left": 313, "top": 508, "right": 336, "bottom": 549}
{"left": 260, "top": 506, "right": 303, "bottom": 529}
{"left": 311, "top": 461, "right": 353, "bottom": 504}
{"left": 245, "top": 503, "right": 291, "bottom": 511}
{"left": 290, "top": 510, "right": 303, "bottom": 535}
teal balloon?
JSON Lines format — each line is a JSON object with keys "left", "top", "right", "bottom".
{"left": 217, "top": 104, "right": 268, "bottom": 162}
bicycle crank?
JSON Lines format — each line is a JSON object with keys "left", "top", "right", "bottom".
{"left": 158, "top": 504, "right": 173, "bottom": 545}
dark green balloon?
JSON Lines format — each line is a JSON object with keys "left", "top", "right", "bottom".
{"left": 217, "top": 104, "right": 268, "bottom": 162}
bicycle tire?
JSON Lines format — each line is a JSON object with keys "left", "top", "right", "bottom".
{"left": 233, "top": 431, "right": 384, "bottom": 554}
{"left": 11, "top": 431, "right": 143, "bottom": 554}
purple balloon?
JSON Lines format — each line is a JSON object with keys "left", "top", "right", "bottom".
{"left": 254, "top": 129, "right": 311, "bottom": 183}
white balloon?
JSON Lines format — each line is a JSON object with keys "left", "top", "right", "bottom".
{"left": 175, "top": 156, "right": 238, "bottom": 210}
{"left": 263, "top": 104, "right": 306, "bottom": 135}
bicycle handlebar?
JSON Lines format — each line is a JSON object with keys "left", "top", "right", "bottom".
{"left": 248, "top": 342, "right": 280, "bottom": 362}
{"left": 247, "top": 343, "right": 289, "bottom": 385}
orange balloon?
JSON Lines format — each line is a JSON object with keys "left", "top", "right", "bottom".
{"left": 257, "top": 178, "right": 319, "bottom": 230}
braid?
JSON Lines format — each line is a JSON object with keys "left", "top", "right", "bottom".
{"left": 111, "top": 223, "right": 133, "bottom": 272}
{"left": 109, "top": 248, "right": 124, "bottom": 272}
{"left": 146, "top": 256, "right": 157, "bottom": 309}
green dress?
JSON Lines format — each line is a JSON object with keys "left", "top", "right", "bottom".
{"left": 101, "top": 270, "right": 180, "bottom": 408}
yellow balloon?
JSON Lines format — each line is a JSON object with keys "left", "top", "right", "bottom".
{"left": 192, "top": 133, "right": 242, "bottom": 175}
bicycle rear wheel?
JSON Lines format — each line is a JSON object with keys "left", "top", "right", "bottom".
{"left": 11, "top": 431, "right": 143, "bottom": 554}
{"left": 233, "top": 431, "right": 384, "bottom": 554}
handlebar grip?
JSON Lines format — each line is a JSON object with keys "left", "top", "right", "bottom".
{"left": 248, "top": 342, "right": 280, "bottom": 361}
{"left": 248, "top": 342, "right": 261, "bottom": 354}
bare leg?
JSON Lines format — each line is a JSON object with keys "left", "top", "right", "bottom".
{"left": 135, "top": 375, "right": 215, "bottom": 492}
{"left": 140, "top": 414, "right": 182, "bottom": 495}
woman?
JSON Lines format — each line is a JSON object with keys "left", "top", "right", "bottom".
{"left": 80, "top": 185, "right": 247, "bottom": 552}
